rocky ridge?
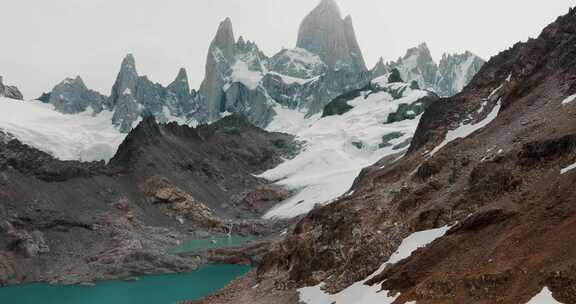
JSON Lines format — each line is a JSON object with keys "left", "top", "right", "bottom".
{"left": 0, "top": 115, "right": 297, "bottom": 286}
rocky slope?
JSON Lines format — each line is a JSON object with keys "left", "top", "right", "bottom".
{"left": 190, "top": 7, "right": 576, "bottom": 304}
{"left": 0, "top": 115, "right": 296, "bottom": 286}
{"left": 0, "top": 76, "right": 22, "bottom": 100}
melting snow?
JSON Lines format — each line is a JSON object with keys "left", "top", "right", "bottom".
{"left": 263, "top": 86, "right": 427, "bottom": 218}
{"left": 0, "top": 97, "right": 127, "bottom": 162}
{"left": 267, "top": 71, "right": 317, "bottom": 85}
{"left": 561, "top": 162, "right": 576, "bottom": 174}
{"left": 561, "top": 94, "right": 576, "bottom": 105}
{"left": 298, "top": 226, "right": 451, "bottom": 304}
{"left": 430, "top": 100, "right": 501, "bottom": 156}
{"left": 526, "top": 287, "right": 564, "bottom": 304}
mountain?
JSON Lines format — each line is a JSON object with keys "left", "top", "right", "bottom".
{"left": 296, "top": 0, "right": 366, "bottom": 73}
{"left": 384, "top": 43, "right": 485, "bottom": 97}
{"left": 191, "top": 7, "right": 576, "bottom": 304}
{"left": 108, "top": 55, "right": 201, "bottom": 132}
{"left": 36, "top": 0, "right": 483, "bottom": 135}
{"left": 45, "top": 76, "right": 107, "bottom": 114}
{"left": 0, "top": 76, "right": 23, "bottom": 100}
{"left": 43, "top": 55, "right": 201, "bottom": 133}
{"left": 0, "top": 114, "right": 296, "bottom": 285}
{"left": 436, "top": 50, "right": 486, "bottom": 97}
{"left": 194, "top": 0, "right": 371, "bottom": 126}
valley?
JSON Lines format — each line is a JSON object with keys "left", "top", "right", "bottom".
{"left": 1, "top": 1, "right": 575, "bottom": 304}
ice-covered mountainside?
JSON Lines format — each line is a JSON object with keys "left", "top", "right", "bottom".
{"left": 383, "top": 43, "right": 485, "bottom": 97}
{"left": 0, "top": 97, "right": 126, "bottom": 162}
{"left": 262, "top": 75, "right": 437, "bottom": 218}
{"left": 298, "top": 226, "right": 451, "bottom": 304}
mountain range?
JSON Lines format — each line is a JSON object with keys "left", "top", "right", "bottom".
{"left": 35, "top": 0, "right": 483, "bottom": 133}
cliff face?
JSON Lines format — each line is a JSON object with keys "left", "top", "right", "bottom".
{"left": 296, "top": 0, "right": 366, "bottom": 73}
{"left": 191, "top": 7, "right": 576, "bottom": 304}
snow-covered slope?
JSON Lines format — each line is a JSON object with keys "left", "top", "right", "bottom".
{"left": 262, "top": 77, "right": 437, "bottom": 218}
{"left": 0, "top": 97, "right": 126, "bottom": 162}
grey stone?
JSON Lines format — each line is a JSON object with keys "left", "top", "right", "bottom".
{"left": 47, "top": 76, "right": 107, "bottom": 114}
{"left": 296, "top": 0, "right": 367, "bottom": 73}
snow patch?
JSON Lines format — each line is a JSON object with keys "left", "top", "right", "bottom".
{"left": 561, "top": 162, "right": 576, "bottom": 174}
{"left": 267, "top": 71, "right": 318, "bottom": 85}
{"left": 0, "top": 97, "right": 127, "bottom": 162}
{"left": 230, "top": 60, "right": 263, "bottom": 90}
{"left": 298, "top": 226, "right": 451, "bottom": 304}
{"left": 430, "top": 100, "right": 501, "bottom": 156}
{"left": 526, "top": 287, "right": 564, "bottom": 304}
{"left": 561, "top": 94, "right": 576, "bottom": 105}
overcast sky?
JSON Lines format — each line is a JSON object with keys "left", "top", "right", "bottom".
{"left": 2, "top": 0, "right": 574, "bottom": 99}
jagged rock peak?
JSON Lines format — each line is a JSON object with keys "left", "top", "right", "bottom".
{"left": 297, "top": 0, "right": 366, "bottom": 72}
{"left": 316, "top": 0, "right": 342, "bottom": 16}
{"left": 211, "top": 17, "right": 236, "bottom": 61}
{"left": 0, "top": 76, "right": 24, "bottom": 100}
{"left": 171, "top": 68, "right": 189, "bottom": 86}
{"left": 405, "top": 42, "right": 434, "bottom": 60}
{"left": 120, "top": 54, "right": 137, "bottom": 74}
{"left": 371, "top": 57, "right": 388, "bottom": 78}
{"left": 47, "top": 75, "right": 107, "bottom": 114}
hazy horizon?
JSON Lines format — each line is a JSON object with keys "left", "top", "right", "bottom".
{"left": 1, "top": 0, "right": 574, "bottom": 99}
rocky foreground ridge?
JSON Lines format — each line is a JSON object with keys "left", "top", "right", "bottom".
{"left": 0, "top": 115, "right": 297, "bottom": 285}
{"left": 191, "top": 7, "right": 576, "bottom": 304}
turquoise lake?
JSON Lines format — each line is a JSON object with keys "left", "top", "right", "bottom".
{"left": 0, "top": 264, "right": 251, "bottom": 304}
{"left": 170, "top": 235, "right": 261, "bottom": 254}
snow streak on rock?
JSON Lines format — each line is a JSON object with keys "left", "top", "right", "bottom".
{"left": 298, "top": 226, "right": 451, "bottom": 304}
